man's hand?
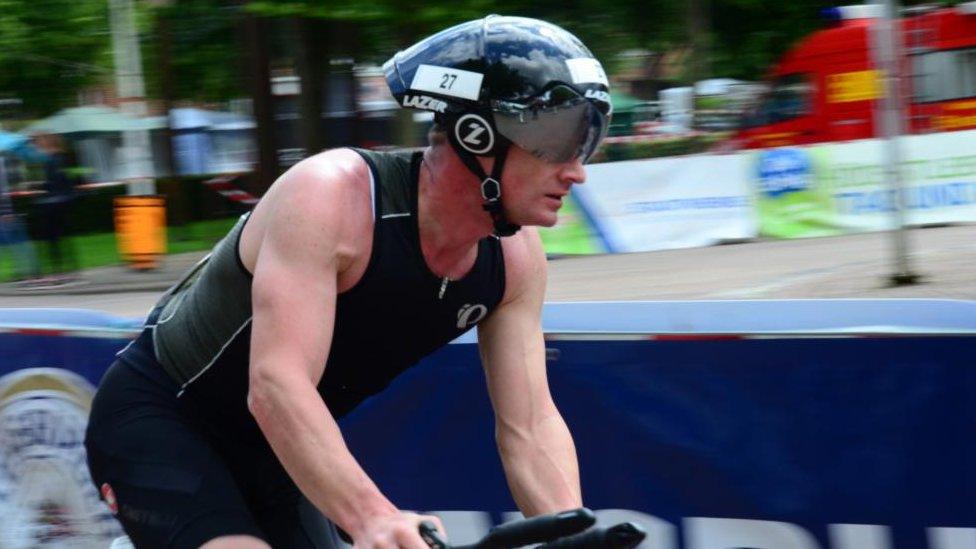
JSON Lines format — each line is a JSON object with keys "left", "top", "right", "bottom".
{"left": 354, "top": 512, "right": 447, "bottom": 549}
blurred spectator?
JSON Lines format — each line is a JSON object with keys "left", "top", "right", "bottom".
{"left": 31, "top": 133, "right": 79, "bottom": 282}
{"left": 0, "top": 155, "right": 40, "bottom": 282}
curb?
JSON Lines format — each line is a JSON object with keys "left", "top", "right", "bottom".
{"left": 0, "top": 280, "right": 175, "bottom": 297}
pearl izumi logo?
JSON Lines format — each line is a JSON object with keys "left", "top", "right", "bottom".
{"left": 402, "top": 94, "right": 447, "bottom": 113}
{"left": 455, "top": 114, "right": 494, "bottom": 155}
{"left": 456, "top": 303, "right": 488, "bottom": 329}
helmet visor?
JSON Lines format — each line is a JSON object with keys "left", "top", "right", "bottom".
{"left": 493, "top": 85, "right": 610, "bottom": 164}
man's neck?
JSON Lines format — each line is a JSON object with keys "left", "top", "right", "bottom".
{"left": 417, "top": 146, "right": 497, "bottom": 278}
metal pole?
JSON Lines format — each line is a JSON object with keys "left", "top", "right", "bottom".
{"left": 109, "top": 0, "right": 155, "bottom": 195}
{"left": 872, "top": 0, "right": 920, "bottom": 285}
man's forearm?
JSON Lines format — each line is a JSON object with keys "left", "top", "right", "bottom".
{"left": 497, "top": 411, "right": 582, "bottom": 516}
{"left": 248, "top": 370, "right": 398, "bottom": 538}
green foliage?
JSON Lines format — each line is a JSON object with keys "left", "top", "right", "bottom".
{"left": 247, "top": 1, "right": 392, "bottom": 20}
{"left": 0, "top": 0, "right": 111, "bottom": 115}
{"left": 150, "top": 1, "right": 246, "bottom": 102}
{"left": 0, "top": 0, "right": 963, "bottom": 121}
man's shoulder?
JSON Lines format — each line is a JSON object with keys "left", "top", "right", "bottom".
{"left": 258, "top": 148, "right": 375, "bottom": 240}
{"left": 498, "top": 227, "right": 547, "bottom": 302}
{"left": 282, "top": 148, "right": 371, "bottom": 192}
{"left": 267, "top": 149, "right": 372, "bottom": 213}
{"left": 243, "top": 148, "right": 376, "bottom": 276}
{"left": 501, "top": 227, "right": 545, "bottom": 263}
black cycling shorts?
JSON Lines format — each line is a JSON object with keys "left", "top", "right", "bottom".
{"left": 84, "top": 328, "right": 340, "bottom": 549}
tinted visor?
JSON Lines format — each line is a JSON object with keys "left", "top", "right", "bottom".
{"left": 493, "top": 85, "right": 611, "bottom": 164}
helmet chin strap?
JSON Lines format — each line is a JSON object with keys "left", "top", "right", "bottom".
{"left": 450, "top": 141, "right": 521, "bottom": 238}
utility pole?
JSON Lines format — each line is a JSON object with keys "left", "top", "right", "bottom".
{"left": 109, "top": 0, "right": 155, "bottom": 195}
{"left": 873, "top": 0, "right": 920, "bottom": 285}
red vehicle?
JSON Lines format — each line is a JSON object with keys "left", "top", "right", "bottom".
{"left": 734, "top": 3, "right": 976, "bottom": 149}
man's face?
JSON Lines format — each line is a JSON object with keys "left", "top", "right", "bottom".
{"left": 31, "top": 134, "right": 49, "bottom": 152}
{"left": 497, "top": 145, "right": 586, "bottom": 228}
{"left": 32, "top": 134, "right": 61, "bottom": 153}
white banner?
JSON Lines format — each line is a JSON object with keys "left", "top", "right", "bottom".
{"left": 817, "top": 130, "right": 976, "bottom": 230}
{"left": 577, "top": 155, "right": 757, "bottom": 252}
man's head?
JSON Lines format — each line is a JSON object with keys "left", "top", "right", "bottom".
{"left": 30, "top": 132, "right": 63, "bottom": 154}
{"left": 385, "top": 15, "right": 611, "bottom": 236}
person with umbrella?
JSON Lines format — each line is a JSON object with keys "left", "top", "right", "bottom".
{"left": 31, "top": 132, "right": 80, "bottom": 284}
{"left": 0, "top": 131, "right": 40, "bottom": 283}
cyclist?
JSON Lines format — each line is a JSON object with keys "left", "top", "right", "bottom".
{"left": 85, "top": 15, "right": 612, "bottom": 549}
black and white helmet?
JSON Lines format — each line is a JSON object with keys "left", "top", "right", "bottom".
{"left": 384, "top": 15, "right": 612, "bottom": 236}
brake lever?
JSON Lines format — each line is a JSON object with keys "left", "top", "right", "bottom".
{"left": 420, "top": 520, "right": 449, "bottom": 549}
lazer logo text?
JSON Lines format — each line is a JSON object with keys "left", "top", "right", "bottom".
{"left": 402, "top": 95, "right": 447, "bottom": 113}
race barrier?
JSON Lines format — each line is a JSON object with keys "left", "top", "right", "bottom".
{"left": 572, "top": 156, "right": 757, "bottom": 253}
{"left": 1, "top": 301, "right": 975, "bottom": 548}
{"left": 544, "top": 130, "right": 976, "bottom": 253}
{"left": 752, "top": 131, "right": 976, "bottom": 238}
{"left": 0, "top": 309, "right": 140, "bottom": 548}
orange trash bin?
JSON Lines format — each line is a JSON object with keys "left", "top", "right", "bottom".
{"left": 114, "top": 196, "right": 167, "bottom": 270}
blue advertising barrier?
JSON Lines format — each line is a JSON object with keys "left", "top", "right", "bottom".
{"left": 0, "top": 308, "right": 140, "bottom": 385}
{"left": 344, "top": 300, "right": 976, "bottom": 549}
{"left": 0, "top": 300, "right": 974, "bottom": 548}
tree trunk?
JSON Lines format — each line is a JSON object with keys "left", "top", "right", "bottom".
{"left": 242, "top": 9, "right": 277, "bottom": 194}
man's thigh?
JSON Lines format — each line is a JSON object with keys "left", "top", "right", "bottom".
{"left": 85, "top": 360, "right": 266, "bottom": 548}
{"left": 86, "top": 353, "right": 342, "bottom": 549}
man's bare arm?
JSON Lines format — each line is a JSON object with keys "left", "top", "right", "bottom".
{"left": 245, "top": 152, "right": 438, "bottom": 546}
{"left": 478, "top": 228, "right": 582, "bottom": 516}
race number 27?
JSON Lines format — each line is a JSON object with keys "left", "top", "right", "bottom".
{"left": 440, "top": 73, "right": 458, "bottom": 90}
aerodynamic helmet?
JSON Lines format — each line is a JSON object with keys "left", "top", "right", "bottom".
{"left": 383, "top": 15, "right": 612, "bottom": 236}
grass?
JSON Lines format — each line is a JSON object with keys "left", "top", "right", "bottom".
{"left": 0, "top": 217, "right": 239, "bottom": 282}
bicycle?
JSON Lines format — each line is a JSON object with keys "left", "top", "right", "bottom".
{"left": 108, "top": 507, "right": 644, "bottom": 548}
{"left": 418, "top": 508, "right": 646, "bottom": 549}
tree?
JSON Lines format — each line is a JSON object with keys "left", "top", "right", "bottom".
{"left": 0, "top": 0, "right": 111, "bottom": 116}
{"left": 143, "top": 0, "right": 246, "bottom": 103}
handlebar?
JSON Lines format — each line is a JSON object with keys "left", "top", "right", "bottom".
{"left": 419, "top": 508, "right": 646, "bottom": 549}
{"left": 538, "top": 522, "right": 646, "bottom": 549}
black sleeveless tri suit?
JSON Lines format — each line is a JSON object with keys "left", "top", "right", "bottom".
{"left": 84, "top": 149, "right": 507, "bottom": 548}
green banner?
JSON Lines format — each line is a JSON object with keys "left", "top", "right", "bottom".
{"left": 539, "top": 193, "right": 605, "bottom": 255}
{"left": 752, "top": 148, "right": 842, "bottom": 238}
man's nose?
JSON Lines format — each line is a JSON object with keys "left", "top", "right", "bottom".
{"left": 560, "top": 157, "right": 586, "bottom": 185}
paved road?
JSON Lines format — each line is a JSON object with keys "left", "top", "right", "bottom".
{"left": 0, "top": 225, "right": 972, "bottom": 317}
{"left": 547, "top": 224, "right": 975, "bottom": 301}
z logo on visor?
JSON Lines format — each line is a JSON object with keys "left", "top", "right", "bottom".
{"left": 455, "top": 114, "right": 494, "bottom": 155}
